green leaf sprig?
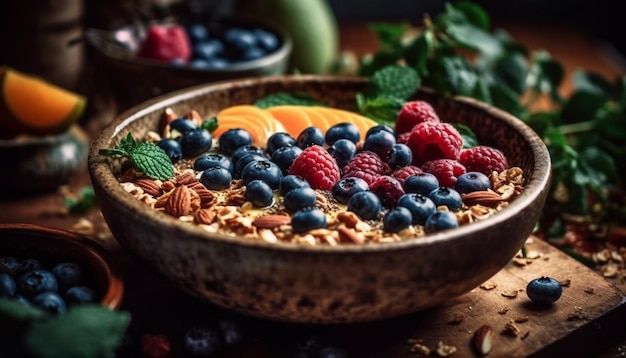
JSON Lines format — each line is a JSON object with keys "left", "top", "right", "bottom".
{"left": 99, "top": 133, "right": 175, "bottom": 181}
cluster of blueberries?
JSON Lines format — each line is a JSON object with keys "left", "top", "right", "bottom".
{"left": 156, "top": 117, "right": 495, "bottom": 234}
{"left": 179, "top": 23, "right": 281, "bottom": 70}
{"left": 0, "top": 255, "right": 98, "bottom": 314}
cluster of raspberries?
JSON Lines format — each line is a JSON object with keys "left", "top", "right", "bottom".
{"left": 288, "top": 100, "right": 509, "bottom": 208}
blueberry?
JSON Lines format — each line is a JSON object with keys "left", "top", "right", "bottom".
{"left": 403, "top": 173, "right": 440, "bottom": 196}
{"left": 241, "top": 160, "right": 283, "bottom": 190}
{"left": 270, "top": 145, "right": 303, "bottom": 175}
{"left": 18, "top": 258, "right": 43, "bottom": 275}
{"left": 253, "top": 28, "right": 279, "bottom": 52}
{"left": 267, "top": 132, "right": 297, "bottom": 155}
{"left": 332, "top": 177, "right": 369, "bottom": 204}
{"left": 193, "top": 39, "right": 224, "bottom": 60}
{"left": 0, "top": 273, "right": 16, "bottom": 297}
{"left": 245, "top": 179, "right": 274, "bottom": 207}
{"left": 200, "top": 166, "right": 233, "bottom": 190}
{"left": 362, "top": 130, "right": 396, "bottom": 160}
{"left": 383, "top": 206, "right": 413, "bottom": 233}
{"left": 169, "top": 118, "right": 198, "bottom": 136}
{"left": 328, "top": 139, "right": 356, "bottom": 169}
{"left": 187, "top": 24, "right": 209, "bottom": 43}
{"left": 424, "top": 211, "right": 459, "bottom": 233}
{"left": 279, "top": 175, "right": 310, "bottom": 196}
{"left": 32, "top": 291, "right": 67, "bottom": 314}
{"left": 284, "top": 187, "right": 317, "bottom": 213}
{"left": 180, "top": 128, "right": 213, "bottom": 157}
{"left": 184, "top": 324, "right": 222, "bottom": 357}
{"left": 366, "top": 124, "right": 396, "bottom": 139}
{"left": 241, "top": 46, "right": 266, "bottom": 61}
{"left": 157, "top": 138, "right": 183, "bottom": 164}
{"left": 218, "top": 319, "right": 245, "bottom": 346}
{"left": 17, "top": 269, "right": 58, "bottom": 298}
{"left": 325, "top": 122, "right": 361, "bottom": 145}
{"left": 455, "top": 171, "right": 491, "bottom": 194}
{"left": 194, "top": 153, "right": 234, "bottom": 173}
{"left": 232, "top": 145, "right": 265, "bottom": 165}
{"left": 0, "top": 256, "right": 20, "bottom": 275}
{"left": 291, "top": 208, "right": 327, "bottom": 234}
{"left": 64, "top": 286, "right": 97, "bottom": 305}
{"left": 347, "top": 191, "right": 381, "bottom": 220}
{"left": 224, "top": 28, "right": 257, "bottom": 51}
{"left": 526, "top": 277, "right": 563, "bottom": 305}
{"left": 396, "top": 193, "right": 437, "bottom": 225}
{"left": 386, "top": 143, "right": 412, "bottom": 169}
{"left": 297, "top": 126, "right": 325, "bottom": 149}
{"left": 219, "top": 128, "right": 253, "bottom": 155}
{"left": 233, "top": 153, "right": 267, "bottom": 179}
{"left": 428, "top": 187, "right": 463, "bottom": 211}
{"left": 52, "top": 262, "right": 84, "bottom": 290}
{"left": 191, "top": 57, "right": 229, "bottom": 69}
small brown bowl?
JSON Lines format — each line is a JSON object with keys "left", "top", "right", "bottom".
{"left": 0, "top": 223, "right": 124, "bottom": 309}
{"left": 88, "top": 75, "right": 551, "bottom": 323}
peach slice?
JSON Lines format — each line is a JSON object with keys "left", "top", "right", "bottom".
{"left": 265, "top": 106, "right": 313, "bottom": 138}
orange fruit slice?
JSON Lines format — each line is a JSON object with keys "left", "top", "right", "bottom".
{"left": 299, "top": 106, "right": 331, "bottom": 132}
{"left": 265, "top": 106, "right": 313, "bottom": 138}
{"left": 214, "top": 114, "right": 272, "bottom": 148}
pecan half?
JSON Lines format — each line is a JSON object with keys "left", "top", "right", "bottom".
{"left": 134, "top": 178, "right": 163, "bottom": 197}
{"left": 165, "top": 185, "right": 192, "bottom": 217}
{"left": 462, "top": 190, "right": 503, "bottom": 207}
{"left": 252, "top": 215, "right": 291, "bottom": 229}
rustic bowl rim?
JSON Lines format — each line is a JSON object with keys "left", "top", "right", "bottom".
{"left": 88, "top": 75, "right": 551, "bottom": 254}
{"left": 0, "top": 223, "right": 124, "bottom": 310}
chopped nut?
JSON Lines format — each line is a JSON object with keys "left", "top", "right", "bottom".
{"left": 514, "top": 316, "right": 529, "bottom": 323}
{"left": 448, "top": 313, "right": 465, "bottom": 325}
{"left": 435, "top": 341, "right": 457, "bottom": 357}
{"left": 480, "top": 281, "right": 497, "bottom": 290}
{"left": 501, "top": 290, "right": 519, "bottom": 298}
{"left": 472, "top": 325, "right": 494, "bottom": 356}
{"left": 584, "top": 287, "right": 594, "bottom": 294}
{"left": 504, "top": 320, "right": 521, "bottom": 337}
{"left": 559, "top": 279, "right": 571, "bottom": 287}
{"left": 407, "top": 339, "right": 431, "bottom": 356}
{"left": 498, "top": 307, "right": 511, "bottom": 314}
{"left": 601, "top": 263, "right": 619, "bottom": 278}
{"left": 520, "top": 331, "right": 530, "bottom": 340}
{"left": 253, "top": 215, "right": 291, "bottom": 228}
{"left": 462, "top": 190, "right": 503, "bottom": 207}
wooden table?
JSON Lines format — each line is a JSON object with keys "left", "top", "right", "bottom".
{"left": 2, "top": 21, "right": 626, "bottom": 357}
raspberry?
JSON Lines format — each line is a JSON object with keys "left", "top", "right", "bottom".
{"left": 140, "top": 333, "right": 172, "bottom": 358}
{"left": 459, "top": 146, "right": 509, "bottom": 175}
{"left": 397, "top": 131, "right": 411, "bottom": 145}
{"left": 390, "top": 165, "right": 423, "bottom": 185}
{"left": 395, "top": 100, "right": 440, "bottom": 134}
{"left": 288, "top": 145, "right": 340, "bottom": 190}
{"left": 407, "top": 122, "right": 463, "bottom": 165}
{"left": 137, "top": 25, "right": 192, "bottom": 62}
{"left": 342, "top": 151, "right": 385, "bottom": 185}
{"left": 421, "top": 159, "right": 466, "bottom": 188}
{"left": 369, "top": 175, "right": 405, "bottom": 208}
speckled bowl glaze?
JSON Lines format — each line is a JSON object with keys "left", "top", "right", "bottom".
{"left": 88, "top": 76, "right": 551, "bottom": 323}
{"left": 0, "top": 223, "right": 124, "bottom": 309}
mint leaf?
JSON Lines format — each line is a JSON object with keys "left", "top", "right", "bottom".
{"left": 131, "top": 142, "right": 175, "bottom": 180}
{"left": 452, "top": 1, "right": 491, "bottom": 30}
{"left": 356, "top": 94, "right": 405, "bottom": 124}
{"left": 453, "top": 123, "right": 478, "bottom": 149}
{"left": 25, "top": 305, "right": 130, "bottom": 358}
{"left": 118, "top": 132, "right": 137, "bottom": 154}
{"left": 201, "top": 117, "right": 219, "bottom": 133}
{"left": 255, "top": 92, "right": 321, "bottom": 108}
{"left": 368, "top": 65, "right": 420, "bottom": 100}
{"left": 64, "top": 186, "right": 96, "bottom": 215}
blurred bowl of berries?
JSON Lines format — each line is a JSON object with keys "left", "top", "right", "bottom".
{"left": 88, "top": 75, "right": 551, "bottom": 323}
{"left": 86, "top": 15, "right": 292, "bottom": 109}
{"left": 0, "top": 223, "right": 124, "bottom": 310}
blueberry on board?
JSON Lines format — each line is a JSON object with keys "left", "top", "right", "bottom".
{"left": 297, "top": 126, "right": 325, "bottom": 149}
{"left": 194, "top": 153, "right": 234, "bottom": 173}
{"left": 0, "top": 256, "right": 20, "bottom": 275}
{"left": 184, "top": 324, "right": 222, "bottom": 357}
{"left": 245, "top": 179, "right": 274, "bottom": 207}
{"left": 18, "top": 258, "right": 43, "bottom": 275}
{"left": 366, "top": 124, "right": 396, "bottom": 139}
{"left": 428, "top": 187, "right": 463, "bottom": 211}
{"left": 347, "top": 191, "right": 381, "bottom": 220}
{"left": 0, "top": 273, "right": 16, "bottom": 297}
{"left": 266, "top": 132, "right": 297, "bottom": 155}
{"left": 157, "top": 138, "right": 183, "bottom": 164}
{"left": 241, "top": 160, "right": 283, "bottom": 190}
{"left": 403, "top": 173, "right": 440, "bottom": 196}
{"left": 383, "top": 206, "right": 413, "bottom": 233}
{"left": 424, "top": 211, "right": 459, "bottom": 233}
{"left": 17, "top": 269, "right": 58, "bottom": 298}
{"left": 200, "top": 166, "right": 233, "bottom": 190}
{"left": 52, "top": 262, "right": 84, "bottom": 290}
{"left": 279, "top": 175, "right": 310, "bottom": 196}
{"left": 328, "top": 139, "right": 356, "bottom": 169}
{"left": 284, "top": 187, "right": 317, "bottom": 213}
{"left": 362, "top": 130, "right": 396, "bottom": 160}
{"left": 396, "top": 193, "right": 437, "bottom": 226}
{"left": 64, "top": 286, "right": 97, "bottom": 305}
{"left": 270, "top": 145, "right": 303, "bottom": 175}
{"left": 455, "top": 171, "right": 491, "bottom": 194}
{"left": 325, "top": 122, "right": 361, "bottom": 145}
{"left": 253, "top": 28, "right": 279, "bottom": 52}
{"left": 386, "top": 143, "right": 413, "bottom": 169}
{"left": 526, "top": 276, "right": 563, "bottom": 305}
{"left": 291, "top": 208, "right": 327, "bottom": 234}
{"left": 332, "top": 177, "right": 369, "bottom": 204}
{"left": 169, "top": 118, "right": 198, "bottom": 136}
{"left": 219, "top": 128, "right": 253, "bottom": 156}
{"left": 32, "top": 291, "right": 67, "bottom": 314}
{"left": 180, "top": 128, "right": 213, "bottom": 157}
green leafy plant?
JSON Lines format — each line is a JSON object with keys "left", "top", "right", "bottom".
{"left": 355, "top": 0, "right": 625, "bottom": 239}
{"left": 99, "top": 133, "right": 175, "bottom": 181}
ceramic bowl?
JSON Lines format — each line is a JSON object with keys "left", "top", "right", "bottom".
{"left": 0, "top": 223, "right": 124, "bottom": 309}
{"left": 86, "top": 16, "right": 292, "bottom": 110}
{"left": 88, "top": 75, "right": 551, "bottom": 323}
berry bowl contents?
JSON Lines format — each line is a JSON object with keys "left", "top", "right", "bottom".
{"left": 88, "top": 76, "right": 550, "bottom": 323}
{"left": 0, "top": 223, "right": 124, "bottom": 310}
